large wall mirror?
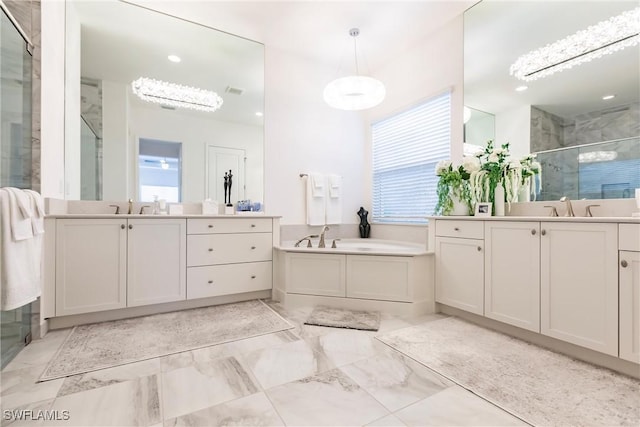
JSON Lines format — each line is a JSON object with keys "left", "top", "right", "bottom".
{"left": 464, "top": 1, "right": 639, "bottom": 201}
{"left": 64, "top": 0, "right": 264, "bottom": 204}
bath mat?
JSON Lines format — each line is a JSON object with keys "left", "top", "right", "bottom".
{"left": 304, "top": 306, "right": 380, "bottom": 331}
{"left": 377, "top": 316, "right": 640, "bottom": 426}
{"left": 40, "top": 300, "right": 293, "bottom": 381}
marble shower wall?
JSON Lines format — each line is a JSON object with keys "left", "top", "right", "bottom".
{"left": 3, "top": 0, "right": 41, "bottom": 192}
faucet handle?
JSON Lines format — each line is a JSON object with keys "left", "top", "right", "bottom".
{"left": 586, "top": 204, "right": 600, "bottom": 217}
{"left": 544, "top": 205, "right": 558, "bottom": 217}
{"left": 109, "top": 204, "right": 120, "bottom": 214}
{"left": 331, "top": 238, "right": 341, "bottom": 249}
{"left": 139, "top": 205, "right": 151, "bottom": 215}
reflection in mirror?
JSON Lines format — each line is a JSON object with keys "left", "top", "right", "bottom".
{"left": 463, "top": 106, "right": 495, "bottom": 150}
{"left": 64, "top": 0, "right": 264, "bottom": 204}
{"left": 464, "top": 1, "right": 639, "bottom": 201}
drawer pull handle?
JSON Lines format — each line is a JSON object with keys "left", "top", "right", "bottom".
{"left": 251, "top": 275, "right": 256, "bottom": 279}
{"left": 477, "top": 246, "right": 482, "bottom": 252}
{"left": 251, "top": 224, "right": 256, "bottom": 228}
{"left": 121, "top": 224, "right": 125, "bottom": 229}
{"left": 208, "top": 225, "right": 214, "bottom": 228}
{"left": 251, "top": 246, "right": 256, "bottom": 250}
{"left": 531, "top": 229, "right": 536, "bottom": 235}
{"left": 208, "top": 248, "right": 213, "bottom": 252}
{"left": 208, "top": 280, "right": 213, "bottom": 284}
{"left": 621, "top": 260, "right": 628, "bottom": 268}
{"left": 454, "top": 227, "right": 460, "bottom": 231}
{"left": 541, "top": 230, "right": 546, "bottom": 236}
{"left": 129, "top": 224, "right": 133, "bottom": 230}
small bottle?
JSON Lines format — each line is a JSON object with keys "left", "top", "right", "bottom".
{"left": 152, "top": 195, "right": 160, "bottom": 215}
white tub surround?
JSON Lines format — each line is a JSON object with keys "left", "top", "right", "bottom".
{"left": 428, "top": 215, "right": 640, "bottom": 377}
{"left": 274, "top": 239, "right": 434, "bottom": 316}
{"left": 43, "top": 214, "right": 280, "bottom": 328}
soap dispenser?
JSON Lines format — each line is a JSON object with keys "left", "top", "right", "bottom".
{"left": 152, "top": 195, "right": 160, "bottom": 215}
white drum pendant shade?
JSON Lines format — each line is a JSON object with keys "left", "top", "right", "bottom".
{"left": 324, "top": 75, "right": 386, "bottom": 111}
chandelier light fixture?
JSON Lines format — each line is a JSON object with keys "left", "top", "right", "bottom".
{"left": 510, "top": 7, "right": 640, "bottom": 81}
{"left": 578, "top": 151, "right": 618, "bottom": 163}
{"left": 131, "top": 77, "right": 223, "bottom": 112}
{"left": 323, "top": 28, "right": 386, "bottom": 111}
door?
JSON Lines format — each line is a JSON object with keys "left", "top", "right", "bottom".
{"left": 127, "top": 218, "right": 186, "bottom": 307}
{"left": 56, "top": 219, "right": 127, "bottom": 316}
{"left": 435, "top": 237, "right": 484, "bottom": 315}
{"left": 485, "top": 221, "right": 540, "bottom": 332}
{"left": 206, "top": 145, "right": 245, "bottom": 204}
{"left": 619, "top": 250, "right": 640, "bottom": 363}
{"left": 540, "top": 222, "right": 618, "bottom": 356}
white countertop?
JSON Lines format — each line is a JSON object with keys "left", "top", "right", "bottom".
{"left": 427, "top": 216, "right": 640, "bottom": 224}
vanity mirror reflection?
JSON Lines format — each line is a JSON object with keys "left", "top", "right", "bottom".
{"left": 64, "top": 0, "right": 264, "bottom": 204}
{"left": 464, "top": 0, "right": 639, "bottom": 201}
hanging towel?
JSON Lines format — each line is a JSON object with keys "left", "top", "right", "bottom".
{"left": 0, "top": 188, "right": 42, "bottom": 311}
{"left": 25, "top": 190, "right": 45, "bottom": 235}
{"left": 306, "top": 173, "right": 326, "bottom": 225}
{"left": 5, "top": 187, "right": 33, "bottom": 241}
{"left": 326, "top": 174, "right": 342, "bottom": 224}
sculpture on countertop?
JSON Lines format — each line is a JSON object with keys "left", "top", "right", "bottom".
{"left": 357, "top": 206, "right": 370, "bottom": 238}
{"left": 224, "top": 170, "right": 233, "bottom": 206}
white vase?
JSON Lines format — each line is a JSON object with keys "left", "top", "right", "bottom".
{"left": 518, "top": 181, "right": 531, "bottom": 203}
{"left": 450, "top": 193, "right": 469, "bottom": 216}
{"left": 494, "top": 184, "right": 505, "bottom": 216}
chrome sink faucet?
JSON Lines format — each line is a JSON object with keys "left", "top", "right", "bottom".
{"left": 294, "top": 234, "right": 319, "bottom": 247}
{"left": 560, "top": 196, "right": 575, "bottom": 217}
{"left": 318, "top": 225, "right": 330, "bottom": 248}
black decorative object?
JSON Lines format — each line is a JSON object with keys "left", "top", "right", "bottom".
{"left": 224, "top": 169, "right": 233, "bottom": 206}
{"left": 357, "top": 206, "right": 370, "bottom": 238}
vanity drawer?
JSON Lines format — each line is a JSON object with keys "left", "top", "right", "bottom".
{"left": 619, "top": 224, "right": 640, "bottom": 251}
{"left": 187, "top": 261, "right": 272, "bottom": 300}
{"left": 187, "top": 233, "right": 273, "bottom": 266}
{"left": 187, "top": 218, "right": 272, "bottom": 234}
{"left": 435, "top": 220, "right": 484, "bottom": 239}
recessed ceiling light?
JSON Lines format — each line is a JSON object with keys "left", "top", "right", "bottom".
{"left": 515, "top": 85, "right": 528, "bottom": 92}
{"left": 255, "top": 112, "right": 263, "bottom": 117}
{"left": 602, "top": 94, "right": 615, "bottom": 100}
{"left": 167, "top": 55, "right": 181, "bottom": 63}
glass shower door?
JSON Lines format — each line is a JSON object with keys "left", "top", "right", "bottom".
{"left": 1, "top": 6, "right": 34, "bottom": 369}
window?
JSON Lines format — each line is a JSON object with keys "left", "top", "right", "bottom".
{"left": 138, "top": 139, "right": 182, "bottom": 202}
{"left": 372, "top": 91, "right": 451, "bottom": 223}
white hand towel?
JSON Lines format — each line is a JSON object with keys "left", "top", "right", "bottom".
{"left": 306, "top": 174, "right": 326, "bottom": 225}
{"left": 25, "top": 190, "right": 45, "bottom": 235}
{"left": 0, "top": 189, "right": 42, "bottom": 311}
{"left": 5, "top": 188, "right": 33, "bottom": 241}
{"left": 326, "top": 174, "right": 342, "bottom": 224}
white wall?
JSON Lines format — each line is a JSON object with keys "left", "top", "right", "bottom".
{"left": 40, "top": 0, "right": 66, "bottom": 199}
{"left": 495, "top": 104, "right": 531, "bottom": 158}
{"left": 102, "top": 81, "right": 129, "bottom": 200}
{"left": 130, "top": 106, "right": 263, "bottom": 203}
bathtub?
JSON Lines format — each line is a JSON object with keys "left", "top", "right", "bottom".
{"left": 278, "top": 238, "right": 428, "bottom": 256}
{"left": 274, "top": 238, "right": 435, "bottom": 316}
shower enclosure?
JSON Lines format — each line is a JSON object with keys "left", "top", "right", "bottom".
{"left": 1, "top": 4, "right": 34, "bottom": 369}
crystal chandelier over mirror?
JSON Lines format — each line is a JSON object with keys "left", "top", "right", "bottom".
{"left": 131, "top": 77, "right": 224, "bottom": 112}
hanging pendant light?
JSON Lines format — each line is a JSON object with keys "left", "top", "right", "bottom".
{"left": 324, "top": 28, "right": 386, "bottom": 111}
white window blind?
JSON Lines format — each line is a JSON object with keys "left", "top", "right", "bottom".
{"left": 372, "top": 91, "right": 451, "bottom": 223}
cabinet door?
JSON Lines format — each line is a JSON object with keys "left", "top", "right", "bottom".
{"left": 127, "top": 218, "right": 186, "bottom": 307}
{"left": 285, "top": 253, "right": 346, "bottom": 297}
{"left": 435, "top": 237, "right": 484, "bottom": 315}
{"left": 540, "top": 222, "right": 618, "bottom": 356}
{"left": 56, "top": 219, "right": 127, "bottom": 316}
{"left": 346, "top": 255, "right": 412, "bottom": 302}
{"left": 620, "top": 250, "right": 640, "bottom": 363}
{"left": 485, "top": 222, "right": 540, "bottom": 332}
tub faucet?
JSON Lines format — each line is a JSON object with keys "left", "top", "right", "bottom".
{"left": 318, "top": 225, "right": 330, "bottom": 248}
{"left": 559, "top": 196, "right": 575, "bottom": 217}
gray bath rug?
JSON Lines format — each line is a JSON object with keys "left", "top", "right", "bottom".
{"left": 304, "top": 306, "right": 380, "bottom": 331}
{"left": 377, "top": 316, "right": 640, "bottom": 426}
{"left": 40, "top": 300, "right": 293, "bottom": 381}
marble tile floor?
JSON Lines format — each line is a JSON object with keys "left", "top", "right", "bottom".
{"left": 0, "top": 303, "right": 527, "bottom": 427}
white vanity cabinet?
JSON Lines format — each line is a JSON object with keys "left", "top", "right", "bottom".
{"left": 127, "top": 218, "right": 186, "bottom": 307}
{"left": 186, "top": 218, "right": 273, "bottom": 299}
{"left": 619, "top": 224, "right": 640, "bottom": 363}
{"left": 55, "top": 218, "right": 186, "bottom": 316}
{"left": 434, "top": 221, "right": 484, "bottom": 315}
{"left": 55, "top": 219, "right": 127, "bottom": 316}
{"left": 540, "top": 222, "right": 618, "bottom": 356}
{"left": 484, "top": 221, "right": 540, "bottom": 332}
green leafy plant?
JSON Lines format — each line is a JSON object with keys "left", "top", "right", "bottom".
{"left": 434, "top": 161, "right": 474, "bottom": 215}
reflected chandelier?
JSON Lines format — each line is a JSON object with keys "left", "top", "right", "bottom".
{"left": 324, "top": 28, "right": 386, "bottom": 111}
{"left": 131, "top": 77, "right": 223, "bottom": 112}
{"left": 510, "top": 7, "right": 640, "bottom": 81}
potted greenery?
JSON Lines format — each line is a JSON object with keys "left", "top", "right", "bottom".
{"left": 519, "top": 154, "right": 542, "bottom": 202}
{"left": 434, "top": 159, "right": 477, "bottom": 216}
